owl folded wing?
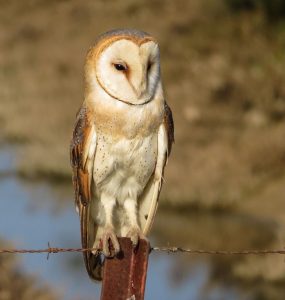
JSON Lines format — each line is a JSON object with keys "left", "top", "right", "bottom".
{"left": 70, "top": 105, "right": 97, "bottom": 208}
{"left": 164, "top": 102, "right": 174, "bottom": 156}
{"left": 139, "top": 101, "right": 174, "bottom": 235}
{"left": 70, "top": 105, "right": 100, "bottom": 279}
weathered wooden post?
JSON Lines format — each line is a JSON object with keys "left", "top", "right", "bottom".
{"left": 100, "top": 237, "right": 150, "bottom": 300}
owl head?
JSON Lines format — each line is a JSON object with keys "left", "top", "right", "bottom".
{"left": 85, "top": 29, "right": 162, "bottom": 105}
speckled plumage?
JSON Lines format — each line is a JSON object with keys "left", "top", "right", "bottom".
{"left": 70, "top": 29, "right": 174, "bottom": 281}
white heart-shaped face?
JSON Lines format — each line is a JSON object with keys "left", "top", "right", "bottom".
{"left": 95, "top": 39, "right": 160, "bottom": 105}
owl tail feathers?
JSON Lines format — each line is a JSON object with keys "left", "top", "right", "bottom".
{"left": 84, "top": 251, "right": 104, "bottom": 281}
{"left": 80, "top": 203, "right": 104, "bottom": 281}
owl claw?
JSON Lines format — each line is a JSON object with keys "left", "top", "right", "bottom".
{"left": 126, "top": 227, "right": 144, "bottom": 248}
{"left": 101, "top": 228, "right": 120, "bottom": 258}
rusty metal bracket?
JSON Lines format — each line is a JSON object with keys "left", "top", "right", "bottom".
{"left": 100, "top": 237, "right": 150, "bottom": 300}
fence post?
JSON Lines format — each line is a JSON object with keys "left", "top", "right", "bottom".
{"left": 100, "top": 237, "right": 150, "bottom": 300}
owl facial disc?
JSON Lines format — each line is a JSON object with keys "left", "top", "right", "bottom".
{"left": 95, "top": 39, "right": 160, "bottom": 105}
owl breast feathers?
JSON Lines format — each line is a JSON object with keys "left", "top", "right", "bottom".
{"left": 70, "top": 29, "right": 174, "bottom": 281}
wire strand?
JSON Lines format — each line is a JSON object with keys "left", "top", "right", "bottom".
{"left": 0, "top": 246, "right": 284, "bottom": 256}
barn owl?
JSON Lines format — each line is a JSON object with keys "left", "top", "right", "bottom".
{"left": 70, "top": 29, "right": 174, "bottom": 280}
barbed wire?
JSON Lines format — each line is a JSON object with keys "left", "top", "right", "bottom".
{"left": 0, "top": 244, "right": 284, "bottom": 257}
{"left": 151, "top": 247, "right": 285, "bottom": 255}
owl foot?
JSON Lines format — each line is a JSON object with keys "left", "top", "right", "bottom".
{"left": 101, "top": 228, "right": 120, "bottom": 257}
{"left": 92, "top": 227, "right": 120, "bottom": 257}
{"left": 126, "top": 227, "right": 144, "bottom": 248}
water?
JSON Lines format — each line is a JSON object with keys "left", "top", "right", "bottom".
{"left": 0, "top": 148, "right": 283, "bottom": 299}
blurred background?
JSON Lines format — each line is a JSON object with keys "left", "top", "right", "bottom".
{"left": 1, "top": 0, "right": 285, "bottom": 299}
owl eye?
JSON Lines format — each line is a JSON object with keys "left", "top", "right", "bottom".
{"left": 147, "top": 62, "right": 152, "bottom": 71}
{"left": 114, "top": 63, "right": 127, "bottom": 71}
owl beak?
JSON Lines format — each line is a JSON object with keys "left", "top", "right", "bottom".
{"left": 135, "top": 67, "right": 147, "bottom": 99}
{"left": 137, "top": 81, "right": 147, "bottom": 98}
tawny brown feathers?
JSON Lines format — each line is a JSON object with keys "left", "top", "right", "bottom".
{"left": 70, "top": 105, "right": 93, "bottom": 207}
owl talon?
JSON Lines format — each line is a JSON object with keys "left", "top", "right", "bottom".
{"left": 101, "top": 229, "right": 120, "bottom": 258}
{"left": 126, "top": 227, "right": 144, "bottom": 247}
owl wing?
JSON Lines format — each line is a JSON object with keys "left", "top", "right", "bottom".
{"left": 70, "top": 105, "right": 101, "bottom": 280}
{"left": 70, "top": 105, "right": 96, "bottom": 208}
{"left": 139, "top": 102, "right": 174, "bottom": 235}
